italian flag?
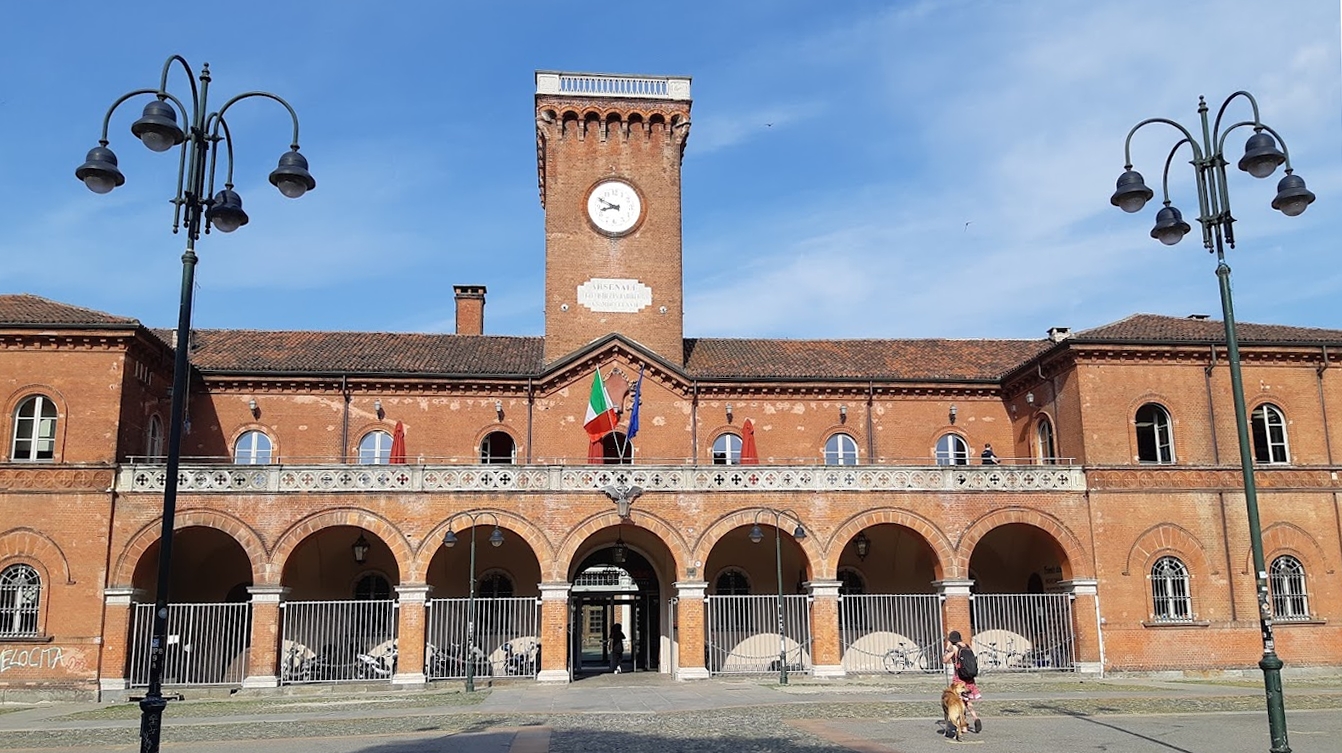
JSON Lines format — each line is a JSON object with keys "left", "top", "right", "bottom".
{"left": 584, "top": 370, "right": 619, "bottom": 439}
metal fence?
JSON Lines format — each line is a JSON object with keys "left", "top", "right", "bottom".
{"left": 425, "top": 597, "right": 541, "bottom": 680}
{"left": 970, "top": 594, "right": 1075, "bottom": 672}
{"left": 705, "top": 594, "right": 811, "bottom": 675}
{"left": 838, "top": 594, "right": 944, "bottom": 674}
{"left": 279, "top": 600, "right": 398, "bottom": 684}
{"left": 128, "top": 602, "right": 251, "bottom": 687}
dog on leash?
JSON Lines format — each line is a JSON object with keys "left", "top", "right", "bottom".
{"left": 941, "top": 680, "right": 970, "bottom": 740}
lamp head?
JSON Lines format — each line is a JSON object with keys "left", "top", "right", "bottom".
{"left": 1238, "top": 131, "right": 1286, "bottom": 179}
{"left": 489, "top": 526, "right": 504, "bottom": 547}
{"left": 748, "top": 524, "right": 764, "bottom": 544}
{"left": 1150, "top": 203, "right": 1191, "bottom": 246}
{"left": 75, "top": 145, "right": 125, "bottom": 194}
{"left": 269, "top": 149, "right": 316, "bottom": 199}
{"left": 1271, "top": 172, "right": 1315, "bottom": 217}
{"left": 130, "top": 100, "right": 185, "bottom": 153}
{"left": 854, "top": 530, "right": 870, "bottom": 560}
{"left": 205, "top": 188, "right": 249, "bottom": 233}
{"left": 351, "top": 533, "right": 371, "bottom": 564}
{"left": 792, "top": 523, "right": 806, "bottom": 540}
{"left": 442, "top": 529, "right": 458, "bottom": 548}
{"left": 1110, "top": 169, "right": 1154, "bottom": 213}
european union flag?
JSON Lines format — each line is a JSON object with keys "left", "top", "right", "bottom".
{"left": 627, "top": 367, "right": 644, "bottom": 440}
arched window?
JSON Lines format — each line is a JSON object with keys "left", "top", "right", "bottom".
{"left": 824, "top": 433, "right": 858, "bottom": 465}
{"left": 234, "top": 430, "right": 273, "bottom": 464}
{"left": 354, "top": 573, "right": 392, "bottom": 600}
{"left": 1251, "top": 404, "right": 1290, "bottom": 465}
{"left": 359, "top": 431, "right": 393, "bottom": 465}
{"left": 480, "top": 431, "right": 516, "bottom": 464}
{"left": 11, "top": 395, "right": 57, "bottom": 462}
{"left": 715, "top": 568, "right": 750, "bottom": 595}
{"left": 1269, "top": 555, "right": 1309, "bottom": 621}
{"left": 935, "top": 434, "right": 969, "bottom": 465}
{"left": 146, "top": 415, "right": 164, "bottom": 459}
{"left": 712, "top": 433, "right": 742, "bottom": 465}
{"left": 600, "top": 432, "right": 632, "bottom": 464}
{"left": 479, "top": 572, "right": 515, "bottom": 598}
{"left": 837, "top": 568, "right": 865, "bottom": 595}
{"left": 1036, "top": 417, "right": 1057, "bottom": 464}
{"left": 1150, "top": 556, "right": 1192, "bottom": 622}
{"left": 1135, "top": 403, "right": 1175, "bottom": 464}
{"left": 0, "top": 564, "right": 41, "bottom": 637}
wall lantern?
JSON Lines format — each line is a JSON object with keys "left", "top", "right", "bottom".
{"left": 248, "top": 398, "right": 259, "bottom": 418}
{"left": 1026, "top": 392, "right": 1035, "bottom": 406}
{"left": 725, "top": 403, "right": 733, "bottom": 422}
{"left": 495, "top": 400, "right": 504, "bottom": 420}
{"left": 854, "top": 530, "right": 871, "bottom": 561}
{"left": 839, "top": 405, "right": 848, "bottom": 422}
{"left": 374, "top": 399, "right": 383, "bottom": 419}
{"left": 352, "top": 533, "right": 371, "bottom": 565}
{"left": 612, "top": 530, "right": 627, "bottom": 564}
{"left": 949, "top": 404, "right": 958, "bottom": 424}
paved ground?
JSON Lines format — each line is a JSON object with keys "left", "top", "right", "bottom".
{"left": 2, "top": 672, "right": 1338, "bottom": 752}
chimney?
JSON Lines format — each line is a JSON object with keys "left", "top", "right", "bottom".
{"left": 1047, "top": 326, "right": 1072, "bottom": 342}
{"left": 1187, "top": 313, "right": 1210, "bottom": 320}
{"left": 454, "top": 285, "right": 486, "bottom": 336}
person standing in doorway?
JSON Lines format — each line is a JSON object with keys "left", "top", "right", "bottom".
{"left": 609, "top": 622, "right": 626, "bottom": 673}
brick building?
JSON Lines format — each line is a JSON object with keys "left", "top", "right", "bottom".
{"left": 2, "top": 71, "right": 1340, "bottom": 698}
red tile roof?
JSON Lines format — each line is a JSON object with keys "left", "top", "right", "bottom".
{"left": 683, "top": 338, "right": 1052, "bottom": 381}
{"left": 1074, "top": 314, "right": 1342, "bottom": 344}
{"left": 0, "top": 294, "right": 139, "bottom": 327}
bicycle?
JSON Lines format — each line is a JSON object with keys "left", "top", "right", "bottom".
{"left": 356, "top": 645, "right": 398, "bottom": 679}
{"left": 882, "top": 642, "right": 927, "bottom": 673}
{"left": 280, "top": 644, "right": 314, "bottom": 683}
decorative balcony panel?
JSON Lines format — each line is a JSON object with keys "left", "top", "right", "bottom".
{"left": 116, "top": 464, "right": 1086, "bottom": 494}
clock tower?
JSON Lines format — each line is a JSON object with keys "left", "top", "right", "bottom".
{"left": 535, "top": 71, "right": 692, "bottom": 365}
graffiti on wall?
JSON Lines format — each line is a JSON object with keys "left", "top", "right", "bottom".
{"left": 0, "top": 646, "right": 64, "bottom": 673}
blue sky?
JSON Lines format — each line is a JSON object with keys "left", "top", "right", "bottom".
{"left": 1, "top": 1, "right": 1339, "bottom": 341}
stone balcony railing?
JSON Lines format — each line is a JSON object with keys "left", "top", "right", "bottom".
{"left": 115, "top": 463, "right": 1085, "bottom": 495}
{"left": 536, "top": 71, "right": 691, "bottom": 100}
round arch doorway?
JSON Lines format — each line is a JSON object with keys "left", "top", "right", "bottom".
{"left": 569, "top": 544, "right": 661, "bottom": 678}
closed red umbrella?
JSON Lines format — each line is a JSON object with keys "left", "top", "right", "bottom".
{"left": 390, "top": 421, "right": 407, "bottom": 464}
{"left": 740, "top": 418, "right": 759, "bottom": 465}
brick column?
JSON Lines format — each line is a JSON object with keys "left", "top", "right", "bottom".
{"left": 1060, "top": 578, "right": 1103, "bottom": 675}
{"left": 935, "top": 579, "right": 974, "bottom": 683}
{"left": 536, "top": 582, "right": 571, "bottom": 683}
{"left": 98, "top": 587, "right": 143, "bottom": 696}
{"left": 241, "top": 586, "right": 288, "bottom": 688}
{"left": 393, "top": 583, "right": 431, "bottom": 685}
{"left": 807, "top": 580, "right": 844, "bottom": 677}
{"left": 674, "top": 581, "right": 709, "bottom": 680}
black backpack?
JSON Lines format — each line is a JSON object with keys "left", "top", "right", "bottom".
{"left": 955, "top": 646, "right": 978, "bottom": 681}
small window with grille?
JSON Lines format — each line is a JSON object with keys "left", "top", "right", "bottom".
{"left": 0, "top": 564, "right": 41, "bottom": 638}
{"left": 1269, "top": 555, "right": 1309, "bottom": 621}
{"left": 1150, "top": 556, "right": 1192, "bottom": 622}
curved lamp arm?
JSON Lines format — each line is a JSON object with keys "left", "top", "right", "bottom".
{"left": 156, "top": 55, "right": 201, "bottom": 116}
{"left": 1120, "top": 117, "right": 1202, "bottom": 170}
{"left": 214, "top": 91, "right": 304, "bottom": 150}
{"left": 1211, "top": 90, "right": 1265, "bottom": 146}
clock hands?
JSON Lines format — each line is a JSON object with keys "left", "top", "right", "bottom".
{"left": 598, "top": 198, "right": 621, "bottom": 212}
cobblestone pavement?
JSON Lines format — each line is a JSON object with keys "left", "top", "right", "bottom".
{"left": 1, "top": 673, "right": 1338, "bottom": 752}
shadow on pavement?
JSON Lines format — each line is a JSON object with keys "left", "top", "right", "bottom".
{"left": 1035, "top": 703, "right": 1195, "bottom": 753}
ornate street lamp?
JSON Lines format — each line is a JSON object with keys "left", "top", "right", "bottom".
{"left": 747, "top": 508, "right": 806, "bottom": 685}
{"left": 442, "top": 511, "right": 504, "bottom": 692}
{"left": 77, "top": 55, "right": 314, "bottom": 753}
{"left": 1112, "top": 91, "right": 1314, "bottom": 753}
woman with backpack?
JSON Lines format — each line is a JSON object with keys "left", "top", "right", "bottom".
{"left": 943, "top": 630, "right": 983, "bottom": 733}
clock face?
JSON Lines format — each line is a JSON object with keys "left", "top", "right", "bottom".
{"left": 586, "top": 180, "right": 642, "bottom": 236}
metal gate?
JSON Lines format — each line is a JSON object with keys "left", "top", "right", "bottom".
{"left": 128, "top": 602, "right": 251, "bottom": 687}
{"left": 838, "top": 594, "right": 944, "bottom": 674}
{"left": 425, "top": 597, "right": 541, "bottom": 680}
{"left": 970, "top": 594, "right": 1075, "bottom": 672}
{"left": 705, "top": 594, "right": 811, "bottom": 675}
{"left": 279, "top": 599, "right": 398, "bottom": 684}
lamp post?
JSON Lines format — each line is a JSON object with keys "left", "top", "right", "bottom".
{"left": 747, "top": 508, "right": 806, "bottom": 685}
{"left": 77, "top": 56, "right": 314, "bottom": 753}
{"left": 1111, "top": 91, "right": 1316, "bottom": 753}
{"left": 442, "top": 511, "right": 504, "bottom": 692}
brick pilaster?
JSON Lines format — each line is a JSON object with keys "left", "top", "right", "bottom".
{"left": 393, "top": 584, "right": 432, "bottom": 685}
{"left": 807, "top": 580, "right": 844, "bottom": 677}
{"left": 674, "top": 581, "right": 709, "bottom": 680}
{"left": 1061, "top": 579, "right": 1103, "bottom": 675}
{"left": 98, "top": 587, "right": 142, "bottom": 696}
{"left": 241, "top": 586, "right": 288, "bottom": 688}
{"left": 536, "top": 582, "right": 571, "bottom": 683}
{"left": 936, "top": 579, "right": 974, "bottom": 683}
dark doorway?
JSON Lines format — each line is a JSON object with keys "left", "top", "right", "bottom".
{"left": 569, "top": 545, "right": 660, "bottom": 678}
